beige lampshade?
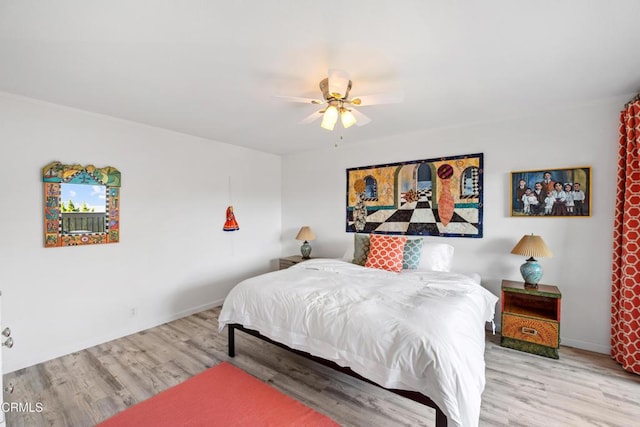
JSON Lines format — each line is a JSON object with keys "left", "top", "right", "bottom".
{"left": 510, "top": 234, "right": 553, "bottom": 259}
{"left": 295, "top": 226, "right": 316, "bottom": 241}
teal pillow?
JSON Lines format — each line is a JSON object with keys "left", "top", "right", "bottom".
{"left": 353, "top": 234, "right": 371, "bottom": 266}
{"left": 402, "top": 238, "right": 424, "bottom": 269}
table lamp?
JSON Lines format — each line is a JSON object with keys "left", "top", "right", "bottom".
{"left": 295, "top": 226, "right": 316, "bottom": 259}
{"left": 510, "top": 234, "right": 553, "bottom": 288}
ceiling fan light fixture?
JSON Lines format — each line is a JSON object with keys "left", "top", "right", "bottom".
{"left": 280, "top": 68, "right": 380, "bottom": 131}
{"left": 320, "top": 105, "right": 339, "bottom": 131}
{"left": 340, "top": 108, "right": 357, "bottom": 128}
{"left": 328, "top": 69, "right": 351, "bottom": 99}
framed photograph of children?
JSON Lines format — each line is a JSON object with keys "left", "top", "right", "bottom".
{"left": 510, "top": 167, "right": 591, "bottom": 217}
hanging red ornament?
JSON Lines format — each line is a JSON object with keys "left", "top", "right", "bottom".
{"left": 223, "top": 205, "right": 239, "bottom": 231}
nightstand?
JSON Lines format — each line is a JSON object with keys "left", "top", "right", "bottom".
{"left": 500, "top": 279, "right": 561, "bottom": 359}
{"left": 279, "top": 255, "right": 308, "bottom": 270}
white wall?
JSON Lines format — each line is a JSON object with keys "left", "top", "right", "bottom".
{"left": 282, "top": 96, "right": 628, "bottom": 354}
{"left": 0, "top": 93, "right": 282, "bottom": 373}
{"left": 0, "top": 91, "right": 624, "bottom": 374}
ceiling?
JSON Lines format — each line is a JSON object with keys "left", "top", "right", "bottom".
{"left": 1, "top": 1, "right": 639, "bottom": 155}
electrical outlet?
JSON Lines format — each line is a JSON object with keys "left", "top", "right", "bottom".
{"left": 129, "top": 307, "right": 137, "bottom": 317}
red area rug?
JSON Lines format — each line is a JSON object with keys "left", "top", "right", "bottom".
{"left": 97, "top": 362, "right": 339, "bottom": 426}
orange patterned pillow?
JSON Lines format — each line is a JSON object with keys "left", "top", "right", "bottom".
{"left": 365, "top": 235, "right": 408, "bottom": 272}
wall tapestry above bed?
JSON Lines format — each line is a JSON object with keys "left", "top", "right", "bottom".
{"left": 346, "top": 153, "right": 483, "bottom": 238}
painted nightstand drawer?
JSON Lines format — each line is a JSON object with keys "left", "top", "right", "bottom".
{"left": 500, "top": 280, "right": 561, "bottom": 359}
{"left": 502, "top": 313, "right": 559, "bottom": 348}
{"left": 279, "top": 255, "right": 307, "bottom": 270}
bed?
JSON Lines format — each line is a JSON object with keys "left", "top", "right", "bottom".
{"left": 218, "top": 239, "right": 497, "bottom": 427}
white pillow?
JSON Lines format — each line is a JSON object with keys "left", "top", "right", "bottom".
{"left": 418, "top": 242, "right": 454, "bottom": 272}
{"left": 341, "top": 241, "right": 354, "bottom": 262}
{"left": 341, "top": 233, "right": 369, "bottom": 263}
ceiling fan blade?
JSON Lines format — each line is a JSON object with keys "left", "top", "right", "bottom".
{"left": 300, "top": 110, "right": 323, "bottom": 124}
{"left": 349, "top": 93, "right": 403, "bottom": 106}
{"left": 275, "top": 95, "right": 324, "bottom": 104}
{"left": 328, "top": 69, "right": 351, "bottom": 98}
{"left": 350, "top": 108, "right": 372, "bottom": 127}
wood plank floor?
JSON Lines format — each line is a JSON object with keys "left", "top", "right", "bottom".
{"left": 4, "top": 306, "right": 640, "bottom": 426}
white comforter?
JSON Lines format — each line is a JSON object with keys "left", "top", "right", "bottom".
{"left": 218, "top": 259, "right": 498, "bottom": 427}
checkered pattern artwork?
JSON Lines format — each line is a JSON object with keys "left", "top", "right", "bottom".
{"left": 346, "top": 153, "right": 483, "bottom": 238}
{"left": 611, "top": 98, "right": 640, "bottom": 375}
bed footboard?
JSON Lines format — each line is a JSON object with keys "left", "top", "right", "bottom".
{"left": 226, "top": 323, "right": 447, "bottom": 427}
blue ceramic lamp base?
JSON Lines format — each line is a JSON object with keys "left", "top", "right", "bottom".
{"left": 520, "top": 257, "right": 543, "bottom": 288}
{"left": 300, "top": 241, "right": 312, "bottom": 259}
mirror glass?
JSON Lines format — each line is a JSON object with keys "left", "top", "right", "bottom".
{"left": 60, "top": 183, "right": 107, "bottom": 234}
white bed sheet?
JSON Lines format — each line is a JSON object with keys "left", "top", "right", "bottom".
{"left": 218, "top": 258, "right": 498, "bottom": 427}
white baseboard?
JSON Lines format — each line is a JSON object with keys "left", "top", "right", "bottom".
{"left": 559, "top": 337, "right": 609, "bottom": 355}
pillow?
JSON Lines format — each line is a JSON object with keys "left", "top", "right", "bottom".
{"left": 365, "top": 234, "right": 407, "bottom": 272}
{"left": 341, "top": 243, "right": 354, "bottom": 262}
{"left": 342, "top": 235, "right": 452, "bottom": 271}
{"left": 418, "top": 242, "right": 454, "bottom": 272}
{"left": 402, "top": 238, "right": 424, "bottom": 270}
{"left": 352, "top": 234, "right": 371, "bottom": 266}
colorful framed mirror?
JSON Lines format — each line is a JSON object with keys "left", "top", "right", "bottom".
{"left": 43, "top": 161, "right": 121, "bottom": 247}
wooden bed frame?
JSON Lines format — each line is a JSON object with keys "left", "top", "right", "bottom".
{"left": 227, "top": 323, "right": 448, "bottom": 427}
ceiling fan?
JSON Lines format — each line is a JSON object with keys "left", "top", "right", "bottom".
{"left": 277, "top": 69, "right": 402, "bottom": 131}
